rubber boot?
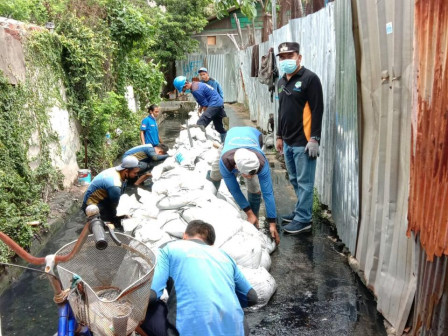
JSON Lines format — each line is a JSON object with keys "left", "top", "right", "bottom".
{"left": 206, "top": 170, "right": 221, "bottom": 191}
{"left": 220, "top": 132, "right": 227, "bottom": 144}
{"left": 248, "top": 192, "right": 262, "bottom": 218}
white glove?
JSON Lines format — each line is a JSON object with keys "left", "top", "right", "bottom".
{"left": 305, "top": 139, "right": 319, "bottom": 158}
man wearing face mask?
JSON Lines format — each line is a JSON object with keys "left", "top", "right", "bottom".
{"left": 81, "top": 156, "right": 141, "bottom": 228}
{"left": 275, "top": 42, "right": 324, "bottom": 235}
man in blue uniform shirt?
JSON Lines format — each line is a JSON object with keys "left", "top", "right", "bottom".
{"left": 122, "top": 143, "right": 169, "bottom": 185}
{"left": 141, "top": 220, "right": 258, "bottom": 336}
{"left": 220, "top": 126, "right": 280, "bottom": 245}
{"left": 198, "top": 67, "right": 224, "bottom": 99}
{"left": 140, "top": 104, "right": 163, "bottom": 146}
{"left": 81, "top": 156, "right": 141, "bottom": 226}
{"left": 173, "top": 76, "right": 227, "bottom": 142}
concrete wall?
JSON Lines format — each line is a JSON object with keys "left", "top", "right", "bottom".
{"left": 0, "top": 19, "right": 26, "bottom": 84}
{"left": 0, "top": 18, "right": 81, "bottom": 188}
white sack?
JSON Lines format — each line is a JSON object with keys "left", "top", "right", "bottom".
{"left": 156, "top": 190, "right": 213, "bottom": 210}
{"left": 151, "top": 157, "right": 176, "bottom": 180}
{"left": 240, "top": 220, "right": 277, "bottom": 255}
{"left": 162, "top": 216, "right": 188, "bottom": 239}
{"left": 152, "top": 177, "right": 182, "bottom": 195}
{"left": 116, "top": 194, "right": 139, "bottom": 217}
{"left": 121, "top": 217, "right": 143, "bottom": 233}
{"left": 240, "top": 266, "right": 277, "bottom": 309}
{"left": 220, "top": 231, "right": 262, "bottom": 269}
{"left": 181, "top": 207, "right": 242, "bottom": 247}
{"left": 259, "top": 249, "right": 272, "bottom": 271}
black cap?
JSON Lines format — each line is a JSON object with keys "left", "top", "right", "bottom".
{"left": 276, "top": 42, "right": 300, "bottom": 56}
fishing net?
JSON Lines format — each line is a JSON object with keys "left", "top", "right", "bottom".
{"left": 56, "top": 233, "right": 156, "bottom": 336}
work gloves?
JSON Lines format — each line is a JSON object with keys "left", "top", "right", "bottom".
{"left": 305, "top": 139, "right": 320, "bottom": 158}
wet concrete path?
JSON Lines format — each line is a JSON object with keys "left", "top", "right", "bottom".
{"left": 0, "top": 104, "right": 387, "bottom": 335}
{"left": 226, "top": 104, "right": 387, "bottom": 336}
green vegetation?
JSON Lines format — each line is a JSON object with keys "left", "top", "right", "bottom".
{"left": 312, "top": 188, "right": 323, "bottom": 221}
{"left": 0, "top": 0, "right": 212, "bottom": 257}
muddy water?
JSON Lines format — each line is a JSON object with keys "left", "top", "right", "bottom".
{"left": 0, "top": 106, "right": 386, "bottom": 335}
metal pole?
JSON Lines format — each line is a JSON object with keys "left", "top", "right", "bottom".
{"left": 271, "top": 0, "right": 277, "bottom": 31}
{"left": 84, "top": 136, "right": 88, "bottom": 169}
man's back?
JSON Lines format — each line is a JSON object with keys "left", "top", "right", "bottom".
{"left": 201, "top": 77, "right": 224, "bottom": 99}
{"left": 151, "top": 239, "right": 251, "bottom": 336}
{"left": 123, "top": 144, "right": 155, "bottom": 161}
{"left": 191, "top": 82, "right": 223, "bottom": 107}
{"left": 82, "top": 167, "right": 122, "bottom": 206}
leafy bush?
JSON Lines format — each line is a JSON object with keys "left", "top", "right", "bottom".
{"left": 0, "top": 0, "right": 210, "bottom": 255}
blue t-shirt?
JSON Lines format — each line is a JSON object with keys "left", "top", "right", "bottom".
{"left": 151, "top": 239, "right": 253, "bottom": 336}
{"left": 123, "top": 144, "right": 168, "bottom": 163}
{"left": 201, "top": 78, "right": 224, "bottom": 99}
{"left": 220, "top": 127, "right": 277, "bottom": 221}
{"left": 191, "top": 82, "right": 223, "bottom": 107}
{"left": 140, "top": 115, "right": 159, "bottom": 146}
{"left": 82, "top": 167, "right": 123, "bottom": 208}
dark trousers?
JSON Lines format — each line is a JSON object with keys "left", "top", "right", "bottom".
{"left": 140, "top": 301, "right": 169, "bottom": 336}
{"left": 197, "top": 106, "right": 227, "bottom": 134}
{"left": 81, "top": 202, "right": 121, "bottom": 227}
{"left": 140, "top": 300, "right": 250, "bottom": 336}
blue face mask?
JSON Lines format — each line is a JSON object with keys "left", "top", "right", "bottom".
{"left": 279, "top": 59, "right": 298, "bottom": 74}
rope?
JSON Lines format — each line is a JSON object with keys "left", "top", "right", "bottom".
{"left": 53, "top": 274, "right": 82, "bottom": 304}
{"left": 53, "top": 288, "right": 71, "bottom": 304}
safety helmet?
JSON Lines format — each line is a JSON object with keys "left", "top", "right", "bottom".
{"left": 173, "top": 76, "right": 187, "bottom": 93}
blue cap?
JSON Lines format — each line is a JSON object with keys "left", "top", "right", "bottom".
{"left": 198, "top": 67, "right": 208, "bottom": 73}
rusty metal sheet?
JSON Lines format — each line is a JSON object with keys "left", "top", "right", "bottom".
{"left": 408, "top": 0, "right": 448, "bottom": 261}
{"left": 408, "top": 1, "right": 448, "bottom": 334}
{"left": 411, "top": 239, "right": 448, "bottom": 336}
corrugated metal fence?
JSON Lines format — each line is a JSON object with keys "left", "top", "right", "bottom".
{"left": 408, "top": 1, "right": 448, "bottom": 335}
{"left": 176, "top": 54, "right": 239, "bottom": 103}
{"left": 176, "top": 0, "right": 448, "bottom": 334}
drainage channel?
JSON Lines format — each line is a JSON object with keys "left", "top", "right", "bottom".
{"left": 0, "top": 110, "right": 186, "bottom": 336}
{"left": 0, "top": 105, "right": 386, "bottom": 336}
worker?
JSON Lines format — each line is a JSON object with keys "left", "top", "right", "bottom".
{"left": 122, "top": 144, "right": 169, "bottom": 185}
{"left": 140, "top": 220, "right": 258, "bottom": 336}
{"left": 141, "top": 104, "right": 163, "bottom": 146}
{"left": 173, "top": 76, "right": 227, "bottom": 143}
{"left": 81, "top": 156, "right": 141, "bottom": 227}
{"left": 198, "top": 67, "right": 224, "bottom": 99}
{"left": 219, "top": 126, "right": 280, "bottom": 245}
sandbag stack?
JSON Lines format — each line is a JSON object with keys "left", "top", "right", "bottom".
{"left": 117, "top": 110, "right": 277, "bottom": 308}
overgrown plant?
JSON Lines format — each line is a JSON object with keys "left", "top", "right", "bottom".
{"left": 0, "top": 0, "right": 211, "bottom": 255}
{"left": 312, "top": 188, "right": 323, "bottom": 221}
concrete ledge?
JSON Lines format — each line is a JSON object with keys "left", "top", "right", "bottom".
{"left": 0, "top": 186, "right": 85, "bottom": 296}
{"left": 160, "top": 101, "right": 196, "bottom": 114}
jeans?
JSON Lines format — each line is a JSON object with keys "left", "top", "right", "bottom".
{"left": 283, "top": 142, "right": 317, "bottom": 223}
{"left": 244, "top": 175, "right": 261, "bottom": 217}
{"left": 197, "top": 106, "right": 227, "bottom": 134}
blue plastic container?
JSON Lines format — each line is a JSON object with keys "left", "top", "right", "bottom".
{"left": 77, "top": 169, "right": 91, "bottom": 185}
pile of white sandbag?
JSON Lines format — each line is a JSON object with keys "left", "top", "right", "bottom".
{"left": 116, "top": 111, "right": 277, "bottom": 308}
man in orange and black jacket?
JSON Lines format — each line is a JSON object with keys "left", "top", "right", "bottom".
{"left": 275, "top": 41, "right": 324, "bottom": 235}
